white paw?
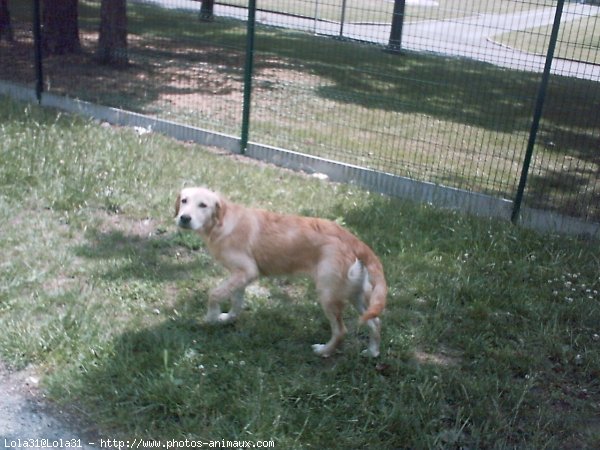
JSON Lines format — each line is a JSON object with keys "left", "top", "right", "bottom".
{"left": 312, "top": 344, "right": 332, "bottom": 358}
{"left": 361, "top": 348, "right": 380, "bottom": 358}
{"left": 217, "top": 312, "right": 237, "bottom": 324}
{"left": 203, "top": 313, "right": 219, "bottom": 324}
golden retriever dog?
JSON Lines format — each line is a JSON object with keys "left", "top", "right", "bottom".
{"left": 175, "top": 187, "right": 387, "bottom": 357}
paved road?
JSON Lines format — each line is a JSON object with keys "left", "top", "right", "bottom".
{"left": 138, "top": 0, "right": 600, "bottom": 81}
{"left": 0, "top": 362, "right": 110, "bottom": 450}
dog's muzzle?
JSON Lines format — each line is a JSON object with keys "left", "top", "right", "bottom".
{"left": 178, "top": 214, "right": 192, "bottom": 228}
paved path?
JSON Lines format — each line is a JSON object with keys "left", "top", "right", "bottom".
{"left": 137, "top": 0, "right": 600, "bottom": 80}
{"left": 0, "top": 362, "right": 109, "bottom": 450}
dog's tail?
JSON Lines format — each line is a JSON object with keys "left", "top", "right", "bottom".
{"left": 350, "top": 245, "right": 387, "bottom": 324}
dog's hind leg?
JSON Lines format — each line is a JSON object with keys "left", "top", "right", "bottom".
{"left": 362, "top": 317, "right": 381, "bottom": 358}
{"left": 312, "top": 279, "right": 347, "bottom": 357}
{"left": 350, "top": 267, "right": 381, "bottom": 358}
{"left": 312, "top": 300, "right": 347, "bottom": 357}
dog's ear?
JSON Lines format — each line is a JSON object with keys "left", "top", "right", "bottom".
{"left": 214, "top": 196, "right": 226, "bottom": 227}
{"left": 174, "top": 193, "right": 181, "bottom": 217}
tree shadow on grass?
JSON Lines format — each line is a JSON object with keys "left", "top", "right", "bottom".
{"left": 73, "top": 222, "right": 214, "bottom": 283}
{"left": 58, "top": 286, "right": 394, "bottom": 438}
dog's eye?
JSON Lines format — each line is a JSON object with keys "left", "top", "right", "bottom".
{"left": 198, "top": 202, "right": 207, "bottom": 208}
{"left": 181, "top": 198, "right": 187, "bottom": 204}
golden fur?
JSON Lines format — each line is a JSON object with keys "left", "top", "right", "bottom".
{"left": 175, "top": 187, "right": 387, "bottom": 357}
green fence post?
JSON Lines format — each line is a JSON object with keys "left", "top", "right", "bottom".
{"left": 511, "top": 0, "right": 565, "bottom": 223}
{"left": 387, "top": 0, "right": 406, "bottom": 53}
{"left": 339, "top": 0, "right": 347, "bottom": 38}
{"left": 240, "top": 0, "right": 257, "bottom": 154}
{"left": 32, "top": 0, "right": 43, "bottom": 103}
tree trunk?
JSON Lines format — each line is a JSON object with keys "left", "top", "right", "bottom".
{"left": 0, "top": 0, "right": 13, "bottom": 42}
{"left": 387, "top": 0, "right": 406, "bottom": 53}
{"left": 200, "top": 0, "right": 215, "bottom": 22}
{"left": 42, "top": 0, "right": 80, "bottom": 54}
{"left": 97, "top": 0, "right": 128, "bottom": 66}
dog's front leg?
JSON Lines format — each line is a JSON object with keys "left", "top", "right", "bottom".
{"left": 205, "top": 270, "right": 256, "bottom": 324}
{"left": 215, "top": 288, "right": 245, "bottom": 324}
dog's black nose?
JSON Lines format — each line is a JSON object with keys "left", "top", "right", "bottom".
{"left": 179, "top": 214, "right": 192, "bottom": 226}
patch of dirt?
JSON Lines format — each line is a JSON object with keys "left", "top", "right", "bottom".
{"left": 413, "top": 347, "right": 461, "bottom": 367}
{"left": 93, "top": 212, "right": 162, "bottom": 238}
{"left": 0, "top": 20, "right": 321, "bottom": 133}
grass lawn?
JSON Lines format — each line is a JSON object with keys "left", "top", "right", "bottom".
{"left": 1, "top": 96, "right": 599, "bottom": 448}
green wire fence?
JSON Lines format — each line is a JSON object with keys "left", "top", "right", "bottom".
{"left": 0, "top": 0, "right": 598, "bottom": 232}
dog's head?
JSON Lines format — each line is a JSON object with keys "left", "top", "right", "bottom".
{"left": 175, "top": 187, "right": 225, "bottom": 232}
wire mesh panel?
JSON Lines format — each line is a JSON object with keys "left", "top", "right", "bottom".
{"left": 244, "top": 0, "right": 598, "bottom": 221}
{"left": 38, "top": 0, "right": 250, "bottom": 137}
{"left": 0, "top": 0, "right": 598, "bottom": 229}
{"left": 522, "top": 4, "right": 600, "bottom": 222}
{"left": 246, "top": 0, "right": 547, "bottom": 199}
{"left": 0, "top": 1, "right": 36, "bottom": 91}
